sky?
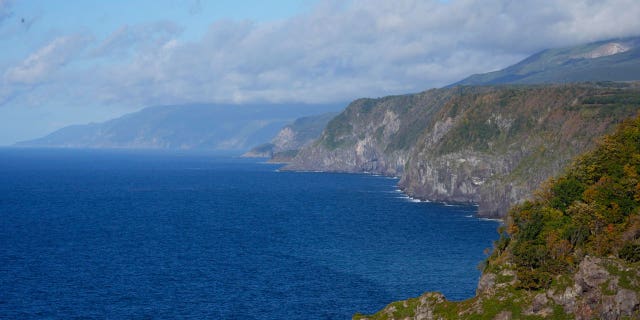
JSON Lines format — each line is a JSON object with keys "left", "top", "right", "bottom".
{"left": 1, "top": 0, "right": 640, "bottom": 145}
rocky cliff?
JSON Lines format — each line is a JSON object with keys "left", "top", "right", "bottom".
{"left": 356, "top": 256, "right": 639, "bottom": 320}
{"left": 354, "top": 114, "right": 640, "bottom": 320}
{"left": 285, "top": 83, "right": 640, "bottom": 217}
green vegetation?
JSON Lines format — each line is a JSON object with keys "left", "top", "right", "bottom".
{"left": 620, "top": 243, "right": 640, "bottom": 262}
{"left": 386, "top": 116, "right": 430, "bottom": 151}
{"left": 321, "top": 114, "right": 353, "bottom": 150}
{"left": 495, "top": 116, "right": 640, "bottom": 289}
{"left": 581, "top": 93, "right": 640, "bottom": 106}
{"left": 437, "top": 116, "right": 501, "bottom": 153}
{"left": 271, "top": 149, "right": 299, "bottom": 161}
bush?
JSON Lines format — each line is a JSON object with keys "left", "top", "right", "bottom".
{"left": 619, "top": 243, "right": 640, "bottom": 262}
{"left": 516, "top": 268, "right": 552, "bottom": 290}
{"left": 550, "top": 177, "right": 584, "bottom": 211}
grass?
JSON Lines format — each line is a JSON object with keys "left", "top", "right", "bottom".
{"left": 603, "top": 259, "right": 640, "bottom": 291}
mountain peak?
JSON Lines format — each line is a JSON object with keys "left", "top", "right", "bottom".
{"left": 453, "top": 36, "right": 640, "bottom": 86}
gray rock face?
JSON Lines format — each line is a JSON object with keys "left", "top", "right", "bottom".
{"left": 287, "top": 84, "right": 640, "bottom": 217}
{"left": 545, "top": 256, "right": 640, "bottom": 320}
{"left": 476, "top": 273, "right": 496, "bottom": 295}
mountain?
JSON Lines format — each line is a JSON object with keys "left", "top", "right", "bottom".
{"left": 355, "top": 114, "right": 640, "bottom": 320}
{"left": 453, "top": 36, "right": 640, "bottom": 86}
{"left": 15, "top": 103, "right": 343, "bottom": 152}
{"left": 284, "top": 82, "right": 640, "bottom": 217}
{"left": 242, "top": 112, "right": 338, "bottom": 161}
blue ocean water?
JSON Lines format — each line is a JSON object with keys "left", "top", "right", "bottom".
{"left": 0, "top": 148, "right": 499, "bottom": 319}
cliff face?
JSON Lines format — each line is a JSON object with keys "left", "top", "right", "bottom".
{"left": 285, "top": 83, "right": 640, "bottom": 217}
{"left": 285, "top": 89, "right": 457, "bottom": 175}
{"left": 354, "top": 113, "right": 640, "bottom": 320}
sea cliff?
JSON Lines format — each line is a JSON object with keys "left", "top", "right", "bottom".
{"left": 285, "top": 83, "right": 640, "bottom": 217}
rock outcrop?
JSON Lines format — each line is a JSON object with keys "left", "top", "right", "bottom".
{"left": 357, "top": 257, "right": 639, "bottom": 320}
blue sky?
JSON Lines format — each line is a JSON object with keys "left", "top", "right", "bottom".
{"left": 1, "top": 0, "right": 640, "bottom": 145}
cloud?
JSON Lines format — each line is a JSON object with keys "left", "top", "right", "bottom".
{"left": 4, "top": 35, "right": 90, "bottom": 84}
{"left": 4, "top": 0, "right": 640, "bottom": 110}
{"left": 90, "top": 21, "right": 182, "bottom": 58}
{"left": 94, "top": 0, "right": 640, "bottom": 106}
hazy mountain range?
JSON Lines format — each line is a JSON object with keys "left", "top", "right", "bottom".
{"left": 16, "top": 36, "right": 640, "bottom": 156}
{"left": 15, "top": 103, "right": 343, "bottom": 152}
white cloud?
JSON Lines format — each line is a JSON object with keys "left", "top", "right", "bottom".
{"left": 90, "top": 22, "right": 182, "bottom": 59}
{"left": 4, "top": 35, "right": 90, "bottom": 84}
{"left": 3, "top": 0, "right": 640, "bottom": 109}
{"left": 95, "top": 0, "right": 639, "bottom": 105}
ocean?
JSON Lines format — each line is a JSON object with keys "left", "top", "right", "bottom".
{"left": 0, "top": 148, "right": 499, "bottom": 319}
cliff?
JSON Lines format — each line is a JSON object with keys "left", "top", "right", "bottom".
{"left": 285, "top": 83, "right": 640, "bottom": 217}
{"left": 242, "top": 112, "right": 338, "bottom": 161}
{"left": 354, "top": 114, "right": 640, "bottom": 320}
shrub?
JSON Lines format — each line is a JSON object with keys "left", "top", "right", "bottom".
{"left": 619, "top": 243, "right": 640, "bottom": 263}
{"left": 516, "top": 268, "right": 552, "bottom": 290}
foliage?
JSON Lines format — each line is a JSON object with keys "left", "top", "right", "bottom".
{"left": 322, "top": 114, "right": 353, "bottom": 150}
{"left": 437, "top": 115, "right": 501, "bottom": 154}
{"left": 619, "top": 243, "right": 640, "bottom": 263}
{"left": 581, "top": 93, "right": 640, "bottom": 106}
{"left": 491, "top": 115, "right": 640, "bottom": 287}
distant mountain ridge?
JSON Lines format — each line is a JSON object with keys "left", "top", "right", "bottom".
{"left": 15, "top": 103, "right": 343, "bottom": 152}
{"left": 453, "top": 36, "right": 640, "bottom": 86}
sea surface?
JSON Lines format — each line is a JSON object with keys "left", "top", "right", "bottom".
{"left": 0, "top": 148, "right": 499, "bottom": 319}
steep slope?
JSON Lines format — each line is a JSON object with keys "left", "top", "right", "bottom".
{"left": 16, "top": 103, "right": 342, "bottom": 152}
{"left": 242, "top": 112, "right": 338, "bottom": 161}
{"left": 285, "top": 83, "right": 640, "bottom": 217}
{"left": 454, "top": 36, "right": 640, "bottom": 86}
{"left": 355, "top": 114, "right": 640, "bottom": 320}
{"left": 285, "top": 89, "right": 458, "bottom": 176}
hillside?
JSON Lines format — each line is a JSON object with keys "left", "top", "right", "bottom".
{"left": 15, "top": 103, "right": 342, "bottom": 152}
{"left": 285, "top": 83, "right": 640, "bottom": 217}
{"left": 242, "top": 112, "right": 338, "bottom": 161}
{"left": 354, "top": 113, "right": 640, "bottom": 320}
{"left": 454, "top": 37, "right": 640, "bottom": 86}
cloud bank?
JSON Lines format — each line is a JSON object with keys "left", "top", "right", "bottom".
{"left": 2, "top": 0, "right": 640, "bottom": 110}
